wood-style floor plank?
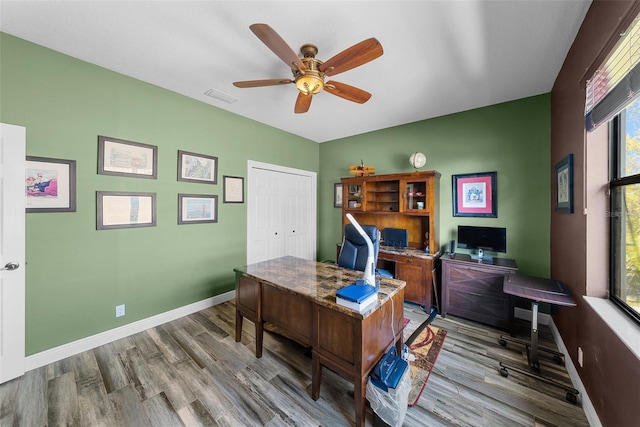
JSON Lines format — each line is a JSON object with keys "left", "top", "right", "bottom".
{"left": 0, "top": 300, "right": 591, "bottom": 427}
{"left": 47, "top": 371, "right": 80, "bottom": 426}
{"left": 72, "top": 350, "right": 117, "bottom": 427}
{"left": 13, "top": 367, "right": 47, "bottom": 427}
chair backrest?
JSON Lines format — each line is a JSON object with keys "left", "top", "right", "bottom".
{"left": 338, "top": 224, "right": 380, "bottom": 272}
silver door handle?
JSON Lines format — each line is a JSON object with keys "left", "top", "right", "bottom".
{"left": 1, "top": 262, "right": 19, "bottom": 271}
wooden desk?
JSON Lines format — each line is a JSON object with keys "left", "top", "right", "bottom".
{"left": 378, "top": 246, "right": 438, "bottom": 309}
{"left": 234, "top": 256, "right": 406, "bottom": 427}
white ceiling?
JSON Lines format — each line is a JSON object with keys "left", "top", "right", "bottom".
{"left": 0, "top": 1, "right": 592, "bottom": 143}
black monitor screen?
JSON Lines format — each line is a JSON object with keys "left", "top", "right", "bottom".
{"left": 457, "top": 226, "right": 506, "bottom": 253}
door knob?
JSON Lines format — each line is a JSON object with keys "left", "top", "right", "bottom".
{"left": 1, "top": 262, "right": 19, "bottom": 271}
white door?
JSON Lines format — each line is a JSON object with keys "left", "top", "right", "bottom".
{"left": 0, "top": 123, "right": 26, "bottom": 383}
{"left": 250, "top": 168, "right": 286, "bottom": 263}
{"left": 285, "top": 174, "right": 312, "bottom": 259}
{"left": 248, "top": 161, "right": 316, "bottom": 264}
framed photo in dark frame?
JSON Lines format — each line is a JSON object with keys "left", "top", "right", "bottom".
{"left": 223, "top": 175, "right": 244, "bottom": 203}
{"left": 555, "top": 154, "right": 574, "bottom": 214}
{"left": 98, "top": 136, "right": 157, "bottom": 179}
{"left": 26, "top": 156, "right": 76, "bottom": 213}
{"left": 177, "top": 150, "right": 218, "bottom": 184}
{"left": 452, "top": 171, "right": 498, "bottom": 218}
{"left": 178, "top": 194, "right": 218, "bottom": 224}
{"left": 97, "top": 191, "right": 156, "bottom": 230}
{"left": 334, "top": 183, "right": 343, "bottom": 208}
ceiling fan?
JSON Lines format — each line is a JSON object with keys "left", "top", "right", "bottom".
{"left": 233, "top": 24, "right": 383, "bottom": 114}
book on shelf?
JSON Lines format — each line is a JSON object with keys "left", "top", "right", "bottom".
{"left": 336, "top": 292, "right": 379, "bottom": 313}
{"left": 335, "top": 282, "right": 377, "bottom": 303}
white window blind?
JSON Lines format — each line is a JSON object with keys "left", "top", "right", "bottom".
{"left": 586, "top": 15, "right": 640, "bottom": 131}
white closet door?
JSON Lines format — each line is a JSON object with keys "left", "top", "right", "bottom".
{"left": 267, "top": 170, "right": 286, "bottom": 260}
{"left": 247, "top": 161, "right": 316, "bottom": 265}
{"left": 0, "top": 123, "right": 26, "bottom": 383}
{"left": 285, "top": 174, "right": 311, "bottom": 259}
{"left": 249, "top": 168, "right": 285, "bottom": 263}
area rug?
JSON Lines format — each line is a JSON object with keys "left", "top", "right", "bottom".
{"left": 403, "top": 318, "right": 447, "bottom": 406}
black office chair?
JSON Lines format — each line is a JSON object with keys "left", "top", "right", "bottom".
{"left": 338, "top": 224, "right": 393, "bottom": 278}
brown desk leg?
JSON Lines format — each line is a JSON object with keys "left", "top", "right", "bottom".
{"left": 354, "top": 374, "right": 367, "bottom": 427}
{"left": 255, "top": 320, "right": 264, "bottom": 358}
{"left": 235, "top": 310, "right": 243, "bottom": 342}
{"left": 311, "top": 351, "right": 322, "bottom": 400}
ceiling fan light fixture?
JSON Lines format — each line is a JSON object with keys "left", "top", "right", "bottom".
{"left": 295, "top": 73, "right": 324, "bottom": 95}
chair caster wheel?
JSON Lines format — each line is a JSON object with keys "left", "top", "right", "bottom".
{"left": 566, "top": 392, "right": 577, "bottom": 404}
{"left": 553, "top": 355, "right": 564, "bottom": 364}
{"left": 500, "top": 367, "right": 509, "bottom": 378}
{"left": 499, "top": 339, "right": 507, "bottom": 347}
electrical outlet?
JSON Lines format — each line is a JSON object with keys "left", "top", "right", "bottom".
{"left": 578, "top": 346, "right": 584, "bottom": 367}
{"left": 115, "top": 304, "right": 125, "bottom": 318}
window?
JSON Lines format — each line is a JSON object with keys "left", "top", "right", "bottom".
{"left": 610, "top": 99, "right": 640, "bottom": 323}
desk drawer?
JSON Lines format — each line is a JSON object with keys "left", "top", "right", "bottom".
{"left": 262, "top": 285, "right": 312, "bottom": 346}
{"left": 441, "top": 257, "right": 516, "bottom": 330}
{"left": 446, "top": 285, "right": 511, "bottom": 329}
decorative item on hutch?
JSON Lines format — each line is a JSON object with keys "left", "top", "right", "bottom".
{"left": 349, "top": 159, "right": 375, "bottom": 176}
{"left": 409, "top": 152, "right": 426, "bottom": 170}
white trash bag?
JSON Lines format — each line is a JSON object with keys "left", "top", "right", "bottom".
{"left": 366, "top": 367, "right": 411, "bottom": 427}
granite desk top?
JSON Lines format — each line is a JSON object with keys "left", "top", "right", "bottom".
{"left": 234, "top": 256, "right": 406, "bottom": 318}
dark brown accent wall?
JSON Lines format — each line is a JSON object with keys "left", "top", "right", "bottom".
{"left": 551, "top": 1, "right": 640, "bottom": 426}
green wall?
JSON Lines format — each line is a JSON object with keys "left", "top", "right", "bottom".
{"left": 318, "top": 94, "right": 551, "bottom": 277}
{"left": 0, "top": 33, "right": 319, "bottom": 355}
{"left": 1, "top": 32, "right": 551, "bottom": 356}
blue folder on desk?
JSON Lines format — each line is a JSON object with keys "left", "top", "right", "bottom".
{"left": 336, "top": 283, "right": 377, "bottom": 303}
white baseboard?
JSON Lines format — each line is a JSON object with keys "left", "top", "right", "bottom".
{"left": 25, "top": 290, "right": 235, "bottom": 372}
{"left": 547, "top": 318, "right": 602, "bottom": 427}
{"left": 515, "top": 307, "right": 601, "bottom": 427}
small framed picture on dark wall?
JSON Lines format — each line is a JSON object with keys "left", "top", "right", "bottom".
{"left": 555, "top": 154, "right": 574, "bottom": 214}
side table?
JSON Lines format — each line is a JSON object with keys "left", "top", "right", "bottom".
{"left": 499, "top": 273, "right": 579, "bottom": 403}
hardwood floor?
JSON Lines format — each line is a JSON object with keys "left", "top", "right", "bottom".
{"left": 0, "top": 301, "right": 590, "bottom": 427}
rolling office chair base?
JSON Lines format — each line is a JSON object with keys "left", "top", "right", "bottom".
{"left": 498, "top": 335, "right": 579, "bottom": 404}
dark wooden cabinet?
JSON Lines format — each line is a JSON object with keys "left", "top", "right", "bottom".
{"left": 441, "top": 254, "right": 518, "bottom": 330}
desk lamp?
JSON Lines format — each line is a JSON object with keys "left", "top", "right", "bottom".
{"left": 346, "top": 213, "right": 375, "bottom": 286}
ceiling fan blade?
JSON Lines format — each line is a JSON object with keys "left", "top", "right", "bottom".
{"left": 324, "top": 81, "right": 372, "bottom": 104}
{"left": 250, "top": 23, "right": 307, "bottom": 72}
{"left": 319, "top": 38, "right": 383, "bottom": 76}
{"left": 295, "top": 93, "right": 312, "bottom": 114}
{"left": 233, "top": 79, "right": 293, "bottom": 88}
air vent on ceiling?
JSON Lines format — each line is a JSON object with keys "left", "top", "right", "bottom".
{"left": 204, "top": 88, "right": 238, "bottom": 104}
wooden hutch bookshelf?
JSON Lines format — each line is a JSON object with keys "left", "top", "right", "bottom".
{"left": 340, "top": 171, "right": 441, "bottom": 309}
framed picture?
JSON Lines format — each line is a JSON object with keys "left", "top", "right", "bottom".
{"left": 334, "top": 183, "right": 343, "bottom": 208}
{"left": 26, "top": 156, "right": 76, "bottom": 213}
{"left": 177, "top": 150, "right": 218, "bottom": 184}
{"left": 98, "top": 135, "right": 157, "bottom": 179}
{"left": 452, "top": 171, "right": 497, "bottom": 217}
{"left": 178, "top": 194, "right": 218, "bottom": 224}
{"left": 223, "top": 175, "right": 244, "bottom": 203}
{"left": 97, "top": 191, "right": 156, "bottom": 230}
{"left": 555, "top": 154, "right": 574, "bottom": 214}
